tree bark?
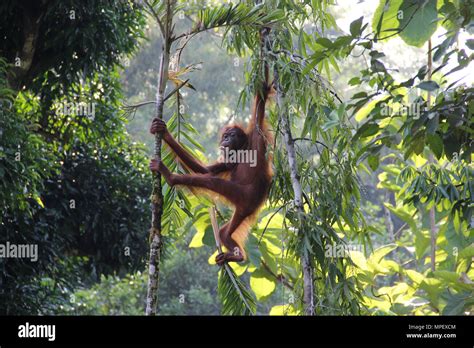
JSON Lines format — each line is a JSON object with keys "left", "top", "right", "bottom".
{"left": 7, "top": 1, "right": 44, "bottom": 89}
{"left": 258, "top": 12, "right": 315, "bottom": 314}
{"left": 145, "top": 1, "right": 173, "bottom": 316}
{"left": 273, "top": 68, "right": 315, "bottom": 316}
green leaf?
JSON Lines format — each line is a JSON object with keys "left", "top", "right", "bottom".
{"left": 350, "top": 16, "right": 364, "bottom": 37}
{"left": 269, "top": 304, "right": 298, "bottom": 315}
{"left": 434, "top": 271, "right": 461, "bottom": 285}
{"left": 354, "top": 122, "right": 379, "bottom": 140}
{"left": 361, "top": 41, "right": 373, "bottom": 49}
{"left": 441, "top": 290, "right": 473, "bottom": 315}
{"left": 427, "top": 134, "right": 443, "bottom": 159}
{"left": 250, "top": 268, "right": 276, "bottom": 301}
{"left": 333, "top": 35, "right": 353, "bottom": 48}
{"left": 372, "top": 0, "right": 403, "bottom": 39}
{"left": 369, "top": 50, "right": 385, "bottom": 59}
{"left": 368, "top": 155, "right": 380, "bottom": 171}
{"left": 246, "top": 234, "right": 262, "bottom": 267}
{"left": 354, "top": 96, "right": 388, "bottom": 122}
{"left": 33, "top": 195, "right": 45, "bottom": 208}
{"left": 459, "top": 245, "right": 474, "bottom": 259}
{"left": 316, "top": 37, "right": 333, "bottom": 48}
{"left": 218, "top": 265, "right": 256, "bottom": 316}
{"left": 371, "top": 59, "right": 386, "bottom": 72}
{"left": 188, "top": 228, "right": 205, "bottom": 248}
{"left": 414, "top": 229, "right": 430, "bottom": 259}
{"left": 385, "top": 204, "right": 417, "bottom": 231}
{"left": 417, "top": 80, "right": 439, "bottom": 91}
{"left": 426, "top": 114, "right": 439, "bottom": 134}
{"left": 368, "top": 244, "right": 397, "bottom": 265}
{"left": 419, "top": 278, "right": 443, "bottom": 304}
{"left": 398, "top": 0, "right": 438, "bottom": 48}
{"left": 406, "top": 270, "right": 424, "bottom": 284}
{"left": 202, "top": 225, "right": 216, "bottom": 247}
{"left": 352, "top": 91, "right": 368, "bottom": 99}
{"left": 348, "top": 77, "right": 361, "bottom": 86}
{"left": 417, "top": 65, "right": 428, "bottom": 79}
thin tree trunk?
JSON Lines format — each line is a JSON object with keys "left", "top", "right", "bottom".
{"left": 427, "top": 38, "right": 437, "bottom": 272}
{"left": 145, "top": 1, "right": 173, "bottom": 316}
{"left": 256, "top": 6, "right": 311, "bottom": 313}
{"left": 273, "top": 68, "right": 315, "bottom": 315}
{"left": 259, "top": 8, "right": 314, "bottom": 314}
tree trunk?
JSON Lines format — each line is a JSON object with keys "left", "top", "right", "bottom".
{"left": 7, "top": 1, "right": 43, "bottom": 89}
{"left": 273, "top": 68, "right": 315, "bottom": 316}
{"left": 145, "top": 2, "right": 173, "bottom": 316}
{"left": 427, "top": 39, "right": 437, "bottom": 273}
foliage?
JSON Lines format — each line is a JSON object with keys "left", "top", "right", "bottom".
{"left": 318, "top": 0, "right": 474, "bottom": 314}
{"left": 0, "top": 1, "right": 150, "bottom": 314}
{"left": 175, "top": 0, "right": 473, "bottom": 315}
{"left": 164, "top": 0, "right": 367, "bottom": 315}
{"left": 0, "top": 0, "right": 145, "bottom": 91}
{"left": 352, "top": 242, "right": 474, "bottom": 315}
{"left": 218, "top": 264, "right": 256, "bottom": 315}
{"left": 58, "top": 247, "right": 220, "bottom": 315}
{"left": 1, "top": 0, "right": 472, "bottom": 316}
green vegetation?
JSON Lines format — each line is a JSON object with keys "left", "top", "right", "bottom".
{"left": 0, "top": 0, "right": 472, "bottom": 316}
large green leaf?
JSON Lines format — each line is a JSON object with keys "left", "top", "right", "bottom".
{"left": 372, "top": 0, "right": 403, "bottom": 39}
{"left": 398, "top": 0, "right": 438, "bottom": 47}
{"left": 269, "top": 304, "right": 299, "bottom": 315}
{"left": 459, "top": 245, "right": 474, "bottom": 259}
{"left": 420, "top": 278, "right": 444, "bottom": 305}
{"left": 368, "top": 244, "right": 398, "bottom": 265}
{"left": 250, "top": 268, "right": 276, "bottom": 301}
{"left": 441, "top": 290, "right": 474, "bottom": 315}
{"left": 384, "top": 204, "right": 417, "bottom": 231}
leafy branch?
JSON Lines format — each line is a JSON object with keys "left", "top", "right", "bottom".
{"left": 210, "top": 207, "right": 256, "bottom": 315}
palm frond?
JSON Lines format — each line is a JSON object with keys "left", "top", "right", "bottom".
{"left": 191, "top": 3, "right": 284, "bottom": 36}
{"left": 210, "top": 208, "right": 256, "bottom": 316}
{"left": 218, "top": 265, "right": 256, "bottom": 316}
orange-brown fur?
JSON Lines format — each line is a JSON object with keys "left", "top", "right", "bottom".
{"left": 170, "top": 99, "right": 273, "bottom": 259}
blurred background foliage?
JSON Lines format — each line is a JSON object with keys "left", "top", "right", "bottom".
{"left": 0, "top": 0, "right": 472, "bottom": 315}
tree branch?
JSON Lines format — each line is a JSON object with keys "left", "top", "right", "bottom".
{"left": 268, "top": 30, "right": 316, "bottom": 316}
{"left": 261, "top": 260, "right": 294, "bottom": 291}
{"left": 144, "top": 0, "right": 165, "bottom": 38}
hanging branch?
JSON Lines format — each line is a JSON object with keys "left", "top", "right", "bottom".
{"left": 121, "top": 79, "right": 189, "bottom": 119}
{"left": 145, "top": 0, "right": 174, "bottom": 316}
{"left": 267, "top": 35, "right": 315, "bottom": 314}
